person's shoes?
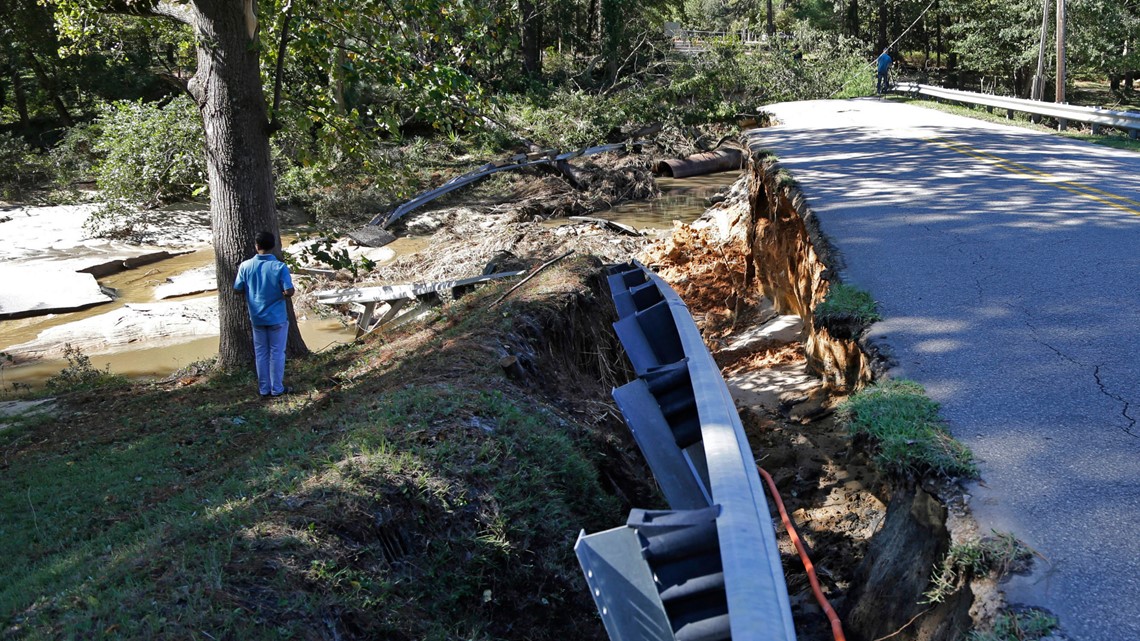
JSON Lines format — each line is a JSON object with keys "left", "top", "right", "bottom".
{"left": 270, "top": 386, "right": 295, "bottom": 398}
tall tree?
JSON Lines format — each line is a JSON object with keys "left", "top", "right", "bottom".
{"left": 54, "top": 0, "right": 308, "bottom": 368}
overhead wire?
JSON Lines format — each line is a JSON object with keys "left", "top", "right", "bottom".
{"left": 826, "top": 0, "right": 940, "bottom": 98}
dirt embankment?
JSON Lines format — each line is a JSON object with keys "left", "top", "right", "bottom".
{"left": 717, "top": 150, "right": 1007, "bottom": 641}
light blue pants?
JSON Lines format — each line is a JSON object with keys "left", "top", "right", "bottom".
{"left": 252, "top": 322, "right": 288, "bottom": 395}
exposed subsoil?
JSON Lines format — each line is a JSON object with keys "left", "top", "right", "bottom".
{"left": 641, "top": 184, "right": 889, "bottom": 641}
{"left": 348, "top": 156, "right": 896, "bottom": 639}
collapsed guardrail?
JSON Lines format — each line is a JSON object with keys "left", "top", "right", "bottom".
{"left": 896, "top": 82, "right": 1140, "bottom": 139}
{"left": 575, "top": 261, "right": 796, "bottom": 641}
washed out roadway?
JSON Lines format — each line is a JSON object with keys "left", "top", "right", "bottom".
{"left": 746, "top": 98, "right": 1140, "bottom": 641}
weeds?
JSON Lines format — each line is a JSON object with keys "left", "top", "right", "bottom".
{"left": 968, "top": 609, "right": 1059, "bottom": 641}
{"left": 43, "top": 344, "right": 127, "bottom": 393}
{"left": 923, "top": 531, "right": 1033, "bottom": 603}
{"left": 837, "top": 378, "right": 976, "bottom": 478}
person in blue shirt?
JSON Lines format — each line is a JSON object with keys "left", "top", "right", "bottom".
{"left": 876, "top": 48, "right": 893, "bottom": 95}
{"left": 234, "top": 231, "right": 295, "bottom": 397}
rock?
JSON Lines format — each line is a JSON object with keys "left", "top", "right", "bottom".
{"left": 0, "top": 203, "right": 210, "bottom": 318}
{"left": 285, "top": 236, "right": 395, "bottom": 270}
{"left": 154, "top": 265, "right": 217, "bottom": 300}
{"left": 0, "top": 398, "right": 57, "bottom": 429}
{"left": 4, "top": 297, "right": 219, "bottom": 363}
{"left": 346, "top": 226, "right": 396, "bottom": 248}
{"left": 0, "top": 265, "right": 113, "bottom": 318}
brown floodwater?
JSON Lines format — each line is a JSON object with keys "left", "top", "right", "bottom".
{"left": 605, "top": 172, "right": 743, "bottom": 229}
{"left": 0, "top": 172, "right": 740, "bottom": 390}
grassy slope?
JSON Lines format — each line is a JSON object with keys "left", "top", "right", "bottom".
{"left": 887, "top": 95, "right": 1140, "bottom": 153}
{"left": 1, "top": 258, "right": 645, "bottom": 640}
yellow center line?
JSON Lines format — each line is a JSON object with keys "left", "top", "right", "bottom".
{"left": 929, "top": 137, "right": 1140, "bottom": 216}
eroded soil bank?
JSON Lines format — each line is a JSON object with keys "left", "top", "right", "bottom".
{"left": 707, "top": 148, "right": 1010, "bottom": 641}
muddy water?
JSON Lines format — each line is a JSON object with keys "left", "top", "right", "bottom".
{"left": 583, "top": 171, "right": 743, "bottom": 229}
{"left": 0, "top": 173, "right": 740, "bottom": 390}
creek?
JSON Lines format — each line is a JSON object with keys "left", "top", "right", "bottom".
{"left": 0, "top": 171, "right": 741, "bottom": 390}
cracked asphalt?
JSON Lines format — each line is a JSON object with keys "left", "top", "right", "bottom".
{"left": 746, "top": 98, "right": 1140, "bottom": 640}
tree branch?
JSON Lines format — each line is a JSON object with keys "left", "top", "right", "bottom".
{"left": 99, "top": 0, "right": 193, "bottom": 26}
{"left": 268, "top": 0, "right": 295, "bottom": 135}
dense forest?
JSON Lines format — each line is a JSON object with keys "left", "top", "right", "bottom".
{"left": 2, "top": 0, "right": 1137, "bottom": 209}
{"left": 1, "top": 0, "right": 1137, "bottom": 364}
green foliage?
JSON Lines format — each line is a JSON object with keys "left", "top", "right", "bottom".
{"left": 82, "top": 96, "right": 205, "bottom": 238}
{"left": 838, "top": 379, "right": 977, "bottom": 478}
{"left": 0, "top": 133, "right": 49, "bottom": 200}
{"left": 969, "top": 610, "right": 1059, "bottom": 641}
{"left": 291, "top": 236, "right": 377, "bottom": 278}
{"left": 924, "top": 531, "right": 1033, "bottom": 604}
{"left": 44, "top": 344, "right": 125, "bottom": 393}
{"left": 47, "top": 121, "right": 100, "bottom": 193}
{"left": 946, "top": 0, "right": 1040, "bottom": 92}
{"left": 92, "top": 96, "right": 205, "bottom": 206}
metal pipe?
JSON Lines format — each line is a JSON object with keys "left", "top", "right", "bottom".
{"left": 654, "top": 149, "right": 745, "bottom": 178}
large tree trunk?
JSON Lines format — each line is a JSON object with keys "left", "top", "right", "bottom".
{"left": 187, "top": 0, "right": 308, "bottom": 370}
{"left": 27, "top": 53, "right": 74, "bottom": 128}
{"left": 12, "top": 67, "right": 29, "bottom": 129}
{"left": 845, "top": 0, "right": 859, "bottom": 39}
{"left": 520, "top": 0, "right": 542, "bottom": 76}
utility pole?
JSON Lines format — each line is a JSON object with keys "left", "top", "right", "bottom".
{"left": 1055, "top": 0, "right": 1066, "bottom": 103}
{"left": 1032, "top": 0, "right": 1049, "bottom": 101}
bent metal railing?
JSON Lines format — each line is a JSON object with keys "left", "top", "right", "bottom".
{"left": 896, "top": 82, "right": 1140, "bottom": 139}
{"left": 575, "top": 261, "right": 796, "bottom": 641}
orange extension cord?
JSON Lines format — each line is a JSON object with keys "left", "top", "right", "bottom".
{"left": 757, "top": 465, "right": 847, "bottom": 641}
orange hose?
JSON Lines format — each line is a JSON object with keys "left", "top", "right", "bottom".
{"left": 758, "top": 464, "right": 847, "bottom": 641}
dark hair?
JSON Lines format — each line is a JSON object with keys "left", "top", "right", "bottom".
{"left": 255, "top": 231, "right": 276, "bottom": 251}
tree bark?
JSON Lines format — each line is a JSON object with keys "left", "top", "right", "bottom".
{"left": 876, "top": 0, "right": 888, "bottom": 52}
{"left": 845, "top": 0, "right": 859, "bottom": 39}
{"left": 520, "top": 0, "right": 542, "bottom": 76}
{"left": 26, "top": 53, "right": 74, "bottom": 128}
{"left": 12, "top": 67, "right": 29, "bottom": 129}
{"left": 186, "top": 0, "right": 308, "bottom": 369}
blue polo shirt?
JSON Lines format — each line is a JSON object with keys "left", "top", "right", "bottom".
{"left": 877, "top": 53, "right": 892, "bottom": 73}
{"left": 234, "top": 253, "right": 294, "bottom": 326}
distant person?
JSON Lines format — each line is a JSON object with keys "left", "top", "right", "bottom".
{"left": 876, "top": 48, "right": 893, "bottom": 95}
{"left": 234, "top": 231, "right": 295, "bottom": 398}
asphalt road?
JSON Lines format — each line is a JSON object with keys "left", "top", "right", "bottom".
{"left": 746, "top": 98, "right": 1140, "bottom": 641}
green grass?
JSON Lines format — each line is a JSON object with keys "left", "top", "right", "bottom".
{"left": 0, "top": 264, "right": 628, "bottom": 640}
{"left": 813, "top": 283, "right": 882, "bottom": 339}
{"left": 837, "top": 378, "right": 976, "bottom": 479}
{"left": 889, "top": 95, "right": 1140, "bottom": 153}
{"left": 968, "top": 610, "right": 1059, "bottom": 641}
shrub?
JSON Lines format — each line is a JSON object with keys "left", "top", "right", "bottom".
{"left": 49, "top": 122, "right": 101, "bottom": 188}
{"left": 45, "top": 344, "right": 126, "bottom": 393}
{"left": 93, "top": 96, "right": 206, "bottom": 206}
{"left": 84, "top": 96, "right": 206, "bottom": 238}
{"left": 0, "top": 133, "right": 49, "bottom": 200}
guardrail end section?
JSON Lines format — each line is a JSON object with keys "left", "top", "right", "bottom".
{"left": 575, "top": 528, "right": 675, "bottom": 641}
